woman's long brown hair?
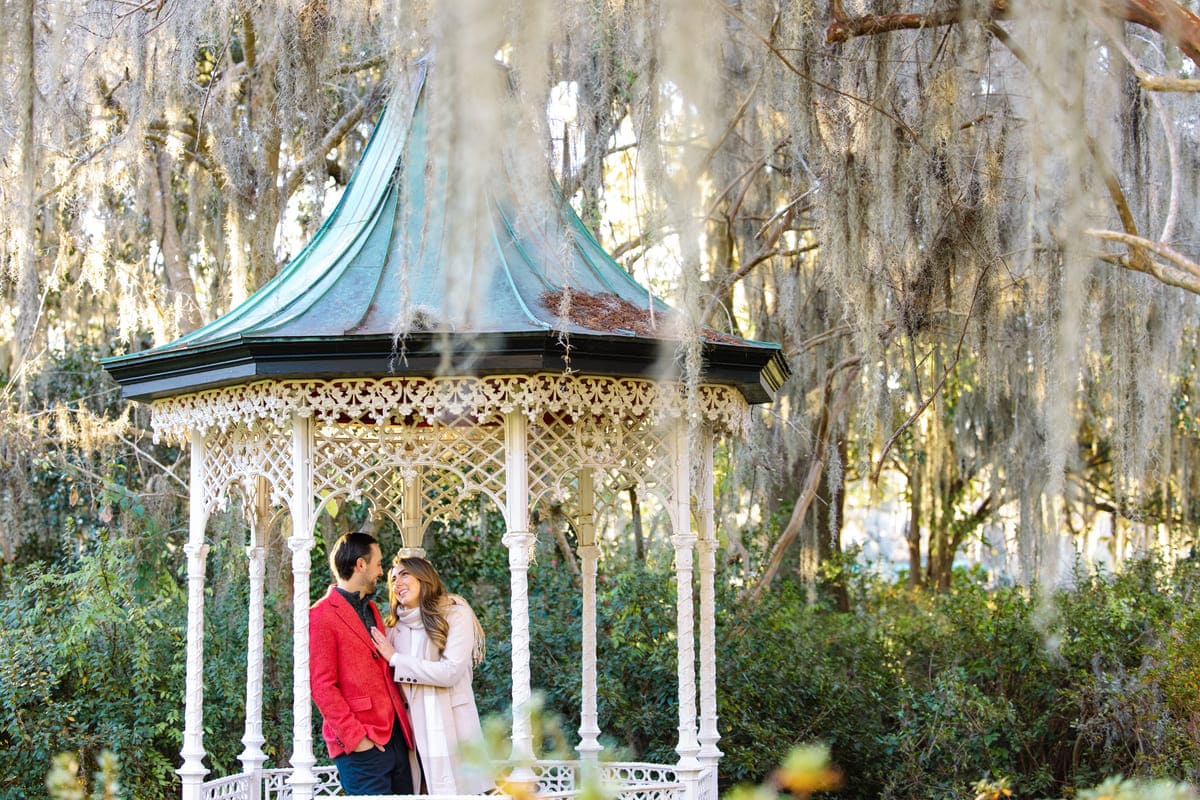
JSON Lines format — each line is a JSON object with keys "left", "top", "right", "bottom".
{"left": 384, "top": 556, "right": 450, "bottom": 655}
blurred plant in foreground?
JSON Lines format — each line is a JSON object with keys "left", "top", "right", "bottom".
{"left": 727, "top": 744, "right": 842, "bottom": 800}
{"left": 40, "top": 734, "right": 1199, "bottom": 800}
{"left": 1077, "top": 776, "right": 1197, "bottom": 800}
{"left": 475, "top": 693, "right": 613, "bottom": 800}
{"left": 971, "top": 773, "right": 1197, "bottom": 800}
{"left": 973, "top": 775, "right": 1013, "bottom": 800}
{"left": 46, "top": 750, "right": 120, "bottom": 800}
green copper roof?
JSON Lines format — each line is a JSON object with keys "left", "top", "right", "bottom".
{"left": 103, "top": 59, "right": 789, "bottom": 402}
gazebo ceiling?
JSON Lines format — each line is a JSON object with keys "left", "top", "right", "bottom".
{"left": 102, "top": 59, "right": 789, "bottom": 403}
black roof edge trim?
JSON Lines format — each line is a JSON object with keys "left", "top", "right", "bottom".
{"left": 102, "top": 331, "right": 789, "bottom": 405}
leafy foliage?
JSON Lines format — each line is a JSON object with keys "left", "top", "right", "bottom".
{"left": 0, "top": 532, "right": 184, "bottom": 800}
{"left": 6, "top": 494, "right": 1200, "bottom": 800}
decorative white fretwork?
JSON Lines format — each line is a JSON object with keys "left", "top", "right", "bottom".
{"left": 308, "top": 414, "right": 508, "bottom": 530}
{"left": 526, "top": 412, "right": 676, "bottom": 527}
{"left": 202, "top": 419, "right": 293, "bottom": 513}
{"left": 151, "top": 375, "right": 749, "bottom": 443}
{"left": 260, "top": 766, "right": 341, "bottom": 798}
{"left": 161, "top": 375, "right": 741, "bottom": 541}
{"left": 197, "top": 772, "right": 247, "bottom": 800}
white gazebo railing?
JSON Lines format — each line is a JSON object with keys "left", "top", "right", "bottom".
{"left": 199, "top": 761, "right": 706, "bottom": 800}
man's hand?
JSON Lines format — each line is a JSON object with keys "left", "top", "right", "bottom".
{"left": 354, "top": 736, "right": 383, "bottom": 752}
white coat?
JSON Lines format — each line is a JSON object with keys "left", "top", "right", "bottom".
{"left": 386, "top": 597, "right": 489, "bottom": 794}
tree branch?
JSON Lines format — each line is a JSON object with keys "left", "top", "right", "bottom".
{"left": 871, "top": 258, "right": 992, "bottom": 484}
{"left": 745, "top": 355, "right": 862, "bottom": 605}
{"left": 826, "top": 0, "right": 1012, "bottom": 43}
{"left": 826, "top": 0, "right": 1200, "bottom": 69}
{"left": 1087, "top": 228, "right": 1200, "bottom": 295}
{"left": 1105, "top": 36, "right": 1182, "bottom": 241}
{"left": 1137, "top": 74, "right": 1200, "bottom": 91}
{"left": 283, "top": 83, "right": 386, "bottom": 199}
{"left": 335, "top": 54, "right": 387, "bottom": 76}
{"left": 717, "top": 0, "right": 924, "bottom": 144}
{"left": 1100, "top": 0, "right": 1200, "bottom": 69}
{"left": 986, "top": 22, "right": 1157, "bottom": 275}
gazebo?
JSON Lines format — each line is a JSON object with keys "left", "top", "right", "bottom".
{"left": 103, "top": 59, "right": 788, "bottom": 800}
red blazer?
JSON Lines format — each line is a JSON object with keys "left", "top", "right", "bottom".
{"left": 310, "top": 586, "right": 415, "bottom": 758}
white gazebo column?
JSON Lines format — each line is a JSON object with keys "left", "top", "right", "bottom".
{"left": 400, "top": 471, "right": 427, "bottom": 557}
{"left": 179, "top": 429, "right": 211, "bottom": 800}
{"left": 576, "top": 467, "right": 602, "bottom": 763}
{"left": 238, "top": 476, "right": 270, "bottom": 799}
{"left": 288, "top": 415, "right": 318, "bottom": 800}
{"left": 696, "top": 430, "right": 722, "bottom": 800}
{"left": 670, "top": 420, "right": 702, "bottom": 800}
{"left": 502, "top": 410, "right": 537, "bottom": 781}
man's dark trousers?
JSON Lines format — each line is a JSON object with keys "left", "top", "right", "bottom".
{"left": 333, "top": 714, "right": 413, "bottom": 795}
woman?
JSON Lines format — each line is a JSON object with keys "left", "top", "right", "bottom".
{"left": 371, "top": 555, "right": 489, "bottom": 794}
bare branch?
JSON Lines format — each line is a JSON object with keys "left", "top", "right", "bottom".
{"left": 987, "top": 23, "right": 1156, "bottom": 275}
{"left": 1099, "top": 0, "right": 1200, "bottom": 69}
{"left": 1137, "top": 74, "right": 1200, "bottom": 91}
{"left": 826, "top": 0, "right": 1200, "bottom": 68}
{"left": 787, "top": 324, "right": 854, "bottom": 358}
{"left": 703, "top": 242, "right": 819, "bottom": 324}
{"left": 143, "top": 132, "right": 216, "bottom": 175}
{"left": 283, "top": 84, "right": 386, "bottom": 199}
{"left": 335, "top": 54, "right": 387, "bottom": 76}
{"left": 1087, "top": 228, "right": 1200, "bottom": 294}
{"left": 111, "top": 430, "right": 188, "bottom": 489}
{"left": 1105, "top": 35, "right": 1182, "bottom": 241}
{"left": 35, "top": 138, "right": 121, "bottom": 205}
{"left": 871, "top": 258, "right": 993, "bottom": 484}
{"left": 826, "top": 0, "right": 1012, "bottom": 43}
{"left": 745, "top": 355, "right": 862, "bottom": 605}
{"left": 610, "top": 233, "right": 647, "bottom": 261}
{"left": 559, "top": 140, "right": 635, "bottom": 201}
{"left": 716, "top": 0, "right": 925, "bottom": 146}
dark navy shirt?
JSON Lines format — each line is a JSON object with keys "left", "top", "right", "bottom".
{"left": 335, "top": 587, "right": 376, "bottom": 633}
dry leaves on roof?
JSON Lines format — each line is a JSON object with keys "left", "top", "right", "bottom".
{"left": 540, "top": 288, "right": 745, "bottom": 344}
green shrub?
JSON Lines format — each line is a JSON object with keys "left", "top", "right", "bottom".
{"left": 7, "top": 507, "right": 1200, "bottom": 800}
{"left": 0, "top": 533, "right": 185, "bottom": 799}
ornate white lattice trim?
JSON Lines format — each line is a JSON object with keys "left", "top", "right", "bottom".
{"left": 150, "top": 374, "right": 749, "bottom": 442}
{"left": 526, "top": 412, "right": 676, "bottom": 517}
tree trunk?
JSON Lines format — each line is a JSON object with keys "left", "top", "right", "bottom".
{"left": 630, "top": 486, "right": 645, "bottom": 562}
{"left": 146, "top": 146, "right": 202, "bottom": 332}
{"left": 815, "top": 433, "right": 850, "bottom": 611}
{"left": 12, "top": 0, "right": 38, "bottom": 393}
{"left": 907, "top": 462, "right": 923, "bottom": 588}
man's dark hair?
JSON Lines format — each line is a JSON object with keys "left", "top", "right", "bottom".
{"left": 330, "top": 532, "right": 378, "bottom": 581}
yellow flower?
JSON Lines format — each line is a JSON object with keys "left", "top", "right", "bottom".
{"left": 774, "top": 744, "right": 842, "bottom": 797}
{"left": 972, "top": 776, "right": 1013, "bottom": 800}
{"left": 495, "top": 775, "right": 539, "bottom": 800}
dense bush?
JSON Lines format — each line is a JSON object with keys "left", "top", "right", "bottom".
{"left": 0, "top": 532, "right": 185, "bottom": 800}
{"left": 466, "top": 544, "right": 1200, "bottom": 798}
{"left": 5, "top": 518, "right": 1200, "bottom": 799}
{"left": 713, "top": 558, "right": 1200, "bottom": 798}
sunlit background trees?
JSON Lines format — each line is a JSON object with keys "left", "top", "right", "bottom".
{"left": 3, "top": 0, "right": 1200, "bottom": 797}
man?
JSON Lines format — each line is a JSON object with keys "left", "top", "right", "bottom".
{"left": 310, "top": 532, "right": 415, "bottom": 795}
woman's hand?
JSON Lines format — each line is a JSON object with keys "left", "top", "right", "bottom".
{"left": 370, "top": 626, "right": 396, "bottom": 661}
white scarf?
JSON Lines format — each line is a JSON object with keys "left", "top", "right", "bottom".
{"left": 394, "top": 606, "right": 451, "bottom": 767}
